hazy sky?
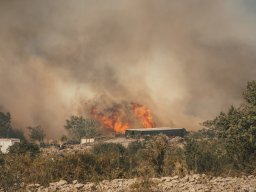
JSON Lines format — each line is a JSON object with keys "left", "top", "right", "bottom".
{"left": 0, "top": 0, "right": 256, "bottom": 137}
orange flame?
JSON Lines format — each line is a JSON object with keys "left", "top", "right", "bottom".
{"left": 91, "top": 106, "right": 129, "bottom": 133}
{"left": 131, "top": 102, "right": 156, "bottom": 128}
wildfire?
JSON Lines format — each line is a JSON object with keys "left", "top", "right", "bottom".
{"left": 131, "top": 102, "right": 156, "bottom": 128}
{"left": 91, "top": 106, "right": 129, "bottom": 134}
{"left": 90, "top": 102, "right": 156, "bottom": 134}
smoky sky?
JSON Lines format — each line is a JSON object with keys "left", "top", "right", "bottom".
{"left": 0, "top": 0, "right": 256, "bottom": 138}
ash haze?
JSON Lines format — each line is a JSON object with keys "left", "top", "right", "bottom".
{"left": 0, "top": 0, "right": 256, "bottom": 138}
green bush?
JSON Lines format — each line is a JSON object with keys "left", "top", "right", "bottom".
{"left": 9, "top": 141, "right": 40, "bottom": 157}
{"left": 202, "top": 81, "right": 256, "bottom": 173}
{"left": 184, "top": 136, "right": 229, "bottom": 175}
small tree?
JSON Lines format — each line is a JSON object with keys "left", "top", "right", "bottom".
{"left": 203, "top": 81, "right": 256, "bottom": 170}
{"left": 65, "top": 116, "right": 101, "bottom": 141}
{"left": 0, "top": 112, "right": 12, "bottom": 138}
{"left": 27, "top": 126, "right": 45, "bottom": 144}
{"left": 0, "top": 112, "right": 25, "bottom": 140}
{"left": 140, "top": 135, "right": 169, "bottom": 176}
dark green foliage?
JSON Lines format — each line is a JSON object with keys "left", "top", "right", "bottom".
{"left": 198, "top": 81, "right": 256, "bottom": 173}
{"left": 28, "top": 126, "right": 45, "bottom": 144}
{"left": 8, "top": 141, "right": 40, "bottom": 156}
{"left": 243, "top": 80, "right": 256, "bottom": 106}
{"left": 10, "top": 129, "right": 26, "bottom": 141}
{"left": 0, "top": 112, "right": 25, "bottom": 140}
{"left": 65, "top": 116, "right": 101, "bottom": 141}
{"left": 203, "top": 81, "right": 256, "bottom": 167}
{"left": 0, "top": 112, "right": 11, "bottom": 137}
{"left": 184, "top": 135, "right": 228, "bottom": 175}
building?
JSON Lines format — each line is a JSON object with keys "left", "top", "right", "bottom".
{"left": 81, "top": 138, "right": 95, "bottom": 144}
{"left": 0, "top": 138, "right": 20, "bottom": 153}
{"left": 125, "top": 127, "right": 187, "bottom": 138}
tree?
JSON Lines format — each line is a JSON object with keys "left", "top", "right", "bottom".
{"left": 65, "top": 116, "right": 101, "bottom": 141}
{"left": 203, "top": 81, "right": 256, "bottom": 168}
{"left": 243, "top": 80, "right": 256, "bottom": 106}
{"left": 0, "top": 112, "right": 25, "bottom": 140}
{"left": 0, "top": 112, "right": 12, "bottom": 137}
{"left": 27, "top": 126, "right": 45, "bottom": 144}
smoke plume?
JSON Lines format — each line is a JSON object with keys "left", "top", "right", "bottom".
{"left": 0, "top": 0, "right": 256, "bottom": 137}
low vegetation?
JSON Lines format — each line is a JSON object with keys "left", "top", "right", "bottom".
{"left": 0, "top": 81, "right": 255, "bottom": 191}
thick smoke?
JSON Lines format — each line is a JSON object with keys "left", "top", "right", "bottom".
{"left": 0, "top": 0, "right": 256, "bottom": 137}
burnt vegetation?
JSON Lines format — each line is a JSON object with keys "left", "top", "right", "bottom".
{"left": 0, "top": 81, "right": 256, "bottom": 191}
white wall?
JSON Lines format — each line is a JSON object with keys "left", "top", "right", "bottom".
{"left": 0, "top": 139, "right": 20, "bottom": 153}
{"left": 81, "top": 138, "right": 95, "bottom": 144}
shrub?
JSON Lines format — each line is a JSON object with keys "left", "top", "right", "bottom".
{"left": 92, "top": 143, "right": 128, "bottom": 180}
{"left": 8, "top": 141, "right": 40, "bottom": 157}
{"left": 184, "top": 136, "right": 229, "bottom": 175}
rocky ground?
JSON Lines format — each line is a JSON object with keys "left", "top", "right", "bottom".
{"left": 24, "top": 174, "right": 256, "bottom": 192}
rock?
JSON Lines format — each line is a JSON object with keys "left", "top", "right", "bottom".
{"left": 171, "top": 179, "right": 179, "bottom": 184}
{"left": 162, "top": 177, "right": 171, "bottom": 182}
{"left": 248, "top": 187, "right": 256, "bottom": 192}
{"left": 192, "top": 174, "right": 200, "bottom": 180}
{"left": 189, "top": 177, "right": 195, "bottom": 182}
{"left": 57, "top": 180, "right": 67, "bottom": 186}
{"left": 22, "top": 174, "right": 256, "bottom": 192}
{"left": 74, "top": 183, "right": 84, "bottom": 189}
{"left": 83, "top": 183, "right": 96, "bottom": 191}
{"left": 183, "top": 175, "right": 189, "bottom": 182}
{"left": 50, "top": 182, "right": 57, "bottom": 186}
